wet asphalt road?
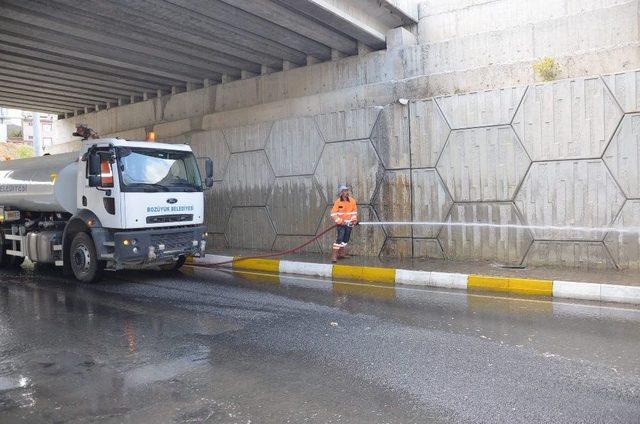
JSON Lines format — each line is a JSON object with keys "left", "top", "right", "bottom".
{"left": 0, "top": 265, "right": 638, "bottom": 423}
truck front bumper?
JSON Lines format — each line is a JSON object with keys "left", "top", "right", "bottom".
{"left": 112, "top": 226, "right": 207, "bottom": 264}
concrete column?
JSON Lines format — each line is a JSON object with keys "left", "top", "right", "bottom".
{"left": 142, "top": 92, "right": 149, "bottom": 101}
{"left": 386, "top": 27, "right": 417, "bottom": 49}
{"left": 203, "top": 78, "right": 211, "bottom": 87}
{"left": 283, "top": 60, "right": 299, "bottom": 71}
{"left": 156, "top": 89, "right": 163, "bottom": 99}
{"left": 331, "top": 49, "right": 346, "bottom": 61}
{"left": 261, "top": 64, "right": 275, "bottom": 75}
{"left": 306, "top": 55, "right": 320, "bottom": 65}
{"left": 130, "top": 95, "right": 136, "bottom": 104}
{"left": 171, "top": 86, "right": 179, "bottom": 95}
{"left": 0, "top": 108, "right": 7, "bottom": 143}
{"left": 241, "top": 70, "right": 257, "bottom": 79}
{"left": 222, "top": 74, "right": 238, "bottom": 84}
{"left": 186, "top": 82, "right": 198, "bottom": 92}
{"left": 357, "top": 41, "right": 372, "bottom": 55}
{"left": 32, "top": 112, "right": 42, "bottom": 156}
{"left": 94, "top": 104, "right": 100, "bottom": 112}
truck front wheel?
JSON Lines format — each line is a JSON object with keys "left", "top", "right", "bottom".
{"left": 70, "top": 232, "right": 103, "bottom": 283}
{"left": 159, "top": 255, "right": 187, "bottom": 271}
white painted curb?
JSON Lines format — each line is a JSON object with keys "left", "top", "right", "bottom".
{"left": 191, "top": 254, "right": 233, "bottom": 268}
{"left": 279, "top": 260, "right": 333, "bottom": 278}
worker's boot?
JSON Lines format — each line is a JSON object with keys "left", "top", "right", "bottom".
{"left": 331, "top": 249, "right": 339, "bottom": 263}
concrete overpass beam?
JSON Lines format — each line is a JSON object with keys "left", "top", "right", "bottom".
{"left": 0, "top": 44, "right": 180, "bottom": 88}
{"left": 0, "top": 32, "right": 203, "bottom": 84}
{"left": 218, "top": 0, "right": 358, "bottom": 55}
{"left": 53, "top": 0, "right": 280, "bottom": 70}
{"left": 170, "top": 0, "right": 334, "bottom": 60}
{"left": 280, "top": 0, "right": 388, "bottom": 49}
{"left": 110, "top": 0, "right": 308, "bottom": 66}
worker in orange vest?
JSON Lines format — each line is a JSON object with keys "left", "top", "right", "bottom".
{"left": 330, "top": 185, "right": 358, "bottom": 263}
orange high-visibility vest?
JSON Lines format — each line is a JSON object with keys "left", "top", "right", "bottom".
{"left": 330, "top": 196, "right": 358, "bottom": 225}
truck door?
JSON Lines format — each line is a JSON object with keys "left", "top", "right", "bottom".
{"left": 80, "top": 149, "right": 124, "bottom": 229}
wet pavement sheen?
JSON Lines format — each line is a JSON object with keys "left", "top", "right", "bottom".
{"left": 0, "top": 265, "right": 638, "bottom": 423}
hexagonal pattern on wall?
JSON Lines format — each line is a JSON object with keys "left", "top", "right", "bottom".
{"left": 224, "top": 150, "right": 275, "bottom": 206}
{"left": 514, "top": 160, "right": 625, "bottom": 240}
{"left": 265, "top": 116, "right": 324, "bottom": 176}
{"left": 225, "top": 207, "right": 276, "bottom": 250}
{"left": 604, "top": 200, "right": 640, "bottom": 270}
{"left": 524, "top": 241, "right": 615, "bottom": 270}
{"left": 189, "top": 129, "right": 230, "bottom": 181}
{"left": 413, "top": 239, "right": 445, "bottom": 259}
{"left": 380, "top": 238, "right": 413, "bottom": 259}
{"left": 272, "top": 235, "right": 321, "bottom": 253}
{"left": 315, "top": 106, "right": 382, "bottom": 143}
{"left": 183, "top": 69, "right": 640, "bottom": 267}
{"left": 602, "top": 70, "right": 640, "bottom": 113}
{"left": 512, "top": 76, "right": 623, "bottom": 160}
{"left": 370, "top": 103, "right": 411, "bottom": 169}
{"left": 314, "top": 139, "right": 383, "bottom": 204}
{"left": 267, "top": 176, "right": 326, "bottom": 235}
{"left": 603, "top": 114, "right": 640, "bottom": 198}
{"left": 317, "top": 205, "right": 386, "bottom": 257}
{"left": 435, "top": 85, "right": 526, "bottom": 129}
{"left": 411, "top": 169, "right": 453, "bottom": 238}
{"left": 436, "top": 126, "right": 530, "bottom": 202}
{"left": 409, "top": 99, "right": 451, "bottom": 168}
{"left": 438, "top": 202, "right": 533, "bottom": 264}
{"left": 206, "top": 233, "right": 229, "bottom": 250}
{"left": 223, "top": 121, "right": 273, "bottom": 153}
{"left": 204, "top": 181, "right": 231, "bottom": 234}
{"left": 372, "top": 170, "right": 412, "bottom": 238}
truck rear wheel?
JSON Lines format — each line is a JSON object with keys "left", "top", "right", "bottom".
{"left": 70, "top": 232, "right": 103, "bottom": 283}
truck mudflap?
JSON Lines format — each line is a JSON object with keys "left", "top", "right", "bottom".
{"left": 111, "top": 226, "right": 207, "bottom": 265}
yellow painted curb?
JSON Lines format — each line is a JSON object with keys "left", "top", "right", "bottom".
{"left": 232, "top": 257, "right": 280, "bottom": 273}
{"left": 468, "top": 275, "right": 552, "bottom": 296}
{"left": 332, "top": 264, "right": 396, "bottom": 285}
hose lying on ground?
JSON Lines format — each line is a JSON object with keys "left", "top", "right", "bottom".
{"left": 193, "top": 224, "right": 338, "bottom": 267}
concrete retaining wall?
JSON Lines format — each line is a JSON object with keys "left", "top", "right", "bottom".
{"left": 52, "top": 0, "right": 640, "bottom": 268}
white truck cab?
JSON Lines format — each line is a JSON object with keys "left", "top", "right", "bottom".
{"left": 0, "top": 138, "right": 213, "bottom": 282}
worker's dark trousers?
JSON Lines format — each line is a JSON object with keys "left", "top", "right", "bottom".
{"left": 335, "top": 225, "right": 352, "bottom": 247}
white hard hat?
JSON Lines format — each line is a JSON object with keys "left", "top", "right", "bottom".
{"left": 338, "top": 185, "right": 349, "bottom": 193}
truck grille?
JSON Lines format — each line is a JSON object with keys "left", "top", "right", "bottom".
{"left": 146, "top": 214, "right": 193, "bottom": 224}
{"left": 151, "top": 231, "right": 193, "bottom": 250}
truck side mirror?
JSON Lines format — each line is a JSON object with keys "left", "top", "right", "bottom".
{"left": 88, "top": 175, "right": 101, "bottom": 187}
{"left": 88, "top": 153, "right": 101, "bottom": 187}
{"left": 205, "top": 177, "right": 214, "bottom": 188}
{"left": 205, "top": 158, "right": 214, "bottom": 179}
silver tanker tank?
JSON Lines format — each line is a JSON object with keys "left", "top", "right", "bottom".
{"left": 0, "top": 152, "right": 79, "bottom": 213}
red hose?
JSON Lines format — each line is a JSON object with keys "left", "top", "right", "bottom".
{"left": 195, "top": 224, "right": 338, "bottom": 267}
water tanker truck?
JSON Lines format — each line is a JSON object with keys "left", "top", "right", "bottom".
{"left": 0, "top": 138, "right": 213, "bottom": 282}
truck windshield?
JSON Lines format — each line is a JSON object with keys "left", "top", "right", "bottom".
{"left": 118, "top": 148, "right": 202, "bottom": 192}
